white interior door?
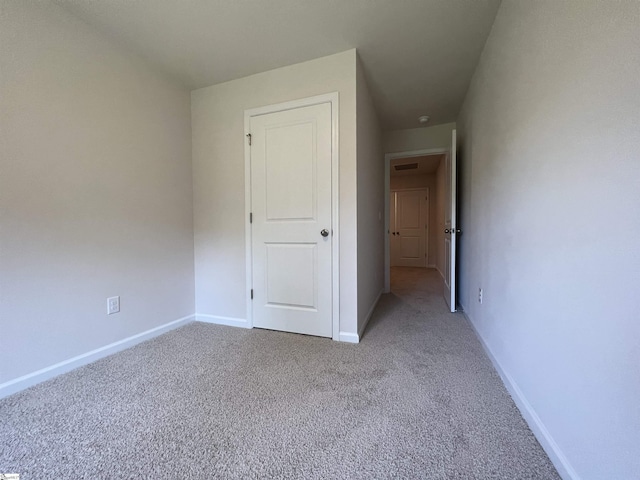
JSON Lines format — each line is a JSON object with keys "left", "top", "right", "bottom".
{"left": 443, "top": 129, "right": 457, "bottom": 312}
{"left": 390, "top": 189, "right": 428, "bottom": 268}
{"left": 249, "top": 102, "right": 332, "bottom": 337}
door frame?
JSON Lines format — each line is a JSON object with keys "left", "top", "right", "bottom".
{"left": 244, "top": 92, "right": 340, "bottom": 340}
{"left": 390, "top": 187, "right": 430, "bottom": 268}
{"left": 384, "top": 148, "right": 448, "bottom": 292}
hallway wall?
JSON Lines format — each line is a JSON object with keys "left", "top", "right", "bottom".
{"left": 356, "top": 55, "right": 384, "bottom": 337}
{"left": 383, "top": 123, "right": 455, "bottom": 153}
{"left": 457, "top": 1, "right": 640, "bottom": 478}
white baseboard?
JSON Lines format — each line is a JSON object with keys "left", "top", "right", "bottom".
{"left": 358, "top": 288, "right": 383, "bottom": 340}
{"left": 196, "top": 314, "right": 250, "bottom": 329}
{"left": 436, "top": 265, "right": 444, "bottom": 280}
{"left": 427, "top": 264, "right": 436, "bottom": 269}
{"left": 0, "top": 314, "right": 195, "bottom": 400}
{"left": 338, "top": 331, "right": 359, "bottom": 343}
{"left": 461, "top": 310, "right": 580, "bottom": 480}
{"left": 337, "top": 288, "right": 384, "bottom": 344}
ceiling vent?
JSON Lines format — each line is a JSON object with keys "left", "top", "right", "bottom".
{"left": 394, "top": 163, "right": 418, "bottom": 171}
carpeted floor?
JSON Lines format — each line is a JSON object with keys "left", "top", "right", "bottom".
{"left": 0, "top": 267, "right": 559, "bottom": 479}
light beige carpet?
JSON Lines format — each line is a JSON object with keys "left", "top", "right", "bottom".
{"left": 0, "top": 267, "right": 559, "bottom": 479}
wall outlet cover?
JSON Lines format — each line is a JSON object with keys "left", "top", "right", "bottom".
{"left": 107, "top": 296, "right": 120, "bottom": 315}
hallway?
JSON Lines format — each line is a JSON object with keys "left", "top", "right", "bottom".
{"left": 390, "top": 266, "right": 444, "bottom": 301}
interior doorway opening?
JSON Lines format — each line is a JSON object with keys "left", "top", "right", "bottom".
{"left": 384, "top": 149, "right": 447, "bottom": 295}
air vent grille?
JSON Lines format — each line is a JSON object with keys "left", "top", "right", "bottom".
{"left": 394, "top": 163, "right": 418, "bottom": 171}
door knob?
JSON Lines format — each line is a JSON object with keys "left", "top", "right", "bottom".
{"left": 444, "top": 228, "right": 450, "bottom": 233}
{"left": 321, "top": 229, "right": 329, "bottom": 237}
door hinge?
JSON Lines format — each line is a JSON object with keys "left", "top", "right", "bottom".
{"left": 250, "top": 289, "right": 253, "bottom": 300}
{"left": 249, "top": 212, "right": 253, "bottom": 223}
{"left": 246, "top": 133, "right": 252, "bottom": 145}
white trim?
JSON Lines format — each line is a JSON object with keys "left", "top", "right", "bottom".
{"left": 358, "top": 288, "right": 383, "bottom": 340}
{"left": 244, "top": 111, "right": 254, "bottom": 329}
{"left": 244, "top": 93, "right": 337, "bottom": 117}
{"left": 461, "top": 309, "right": 580, "bottom": 480}
{"left": 338, "top": 332, "right": 359, "bottom": 343}
{"left": 390, "top": 187, "right": 431, "bottom": 191}
{"left": 427, "top": 264, "right": 436, "bottom": 269}
{"left": 244, "top": 92, "right": 340, "bottom": 340}
{"left": 330, "top": 94, "right": 340, "bottom": 342}
{"left": 385, "top": 148, "right": 448, "bottom": 293}
{"left": 0, "top": 314, "right": 195, "bottom": 399}
{"left": 436, "top": 265, "right": 445, "bottom": 280}
{"left": 196, "top": 314, "right": 250, "bottom": 328}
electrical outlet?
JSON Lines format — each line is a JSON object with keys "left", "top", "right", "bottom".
{"left": 107, "top": 296, "right": 120, "bottom": 315}
{"left": 478, "top": 288, "right": 483, "bottom": 304}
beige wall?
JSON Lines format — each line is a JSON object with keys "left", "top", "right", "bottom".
{"left": 383, "top": 122, "right": 456, "bottom": 154}
{"left": 0, "top": 1, "right": 194, "bottom": 384}
{"left": 191, "top": 50, "right": 360, "bottom": 336}
{"left": 390, "top": 174, "right": 439, "bottom": 267}
{"left": 457, "top": 1, "right": 640, "bottom": 478}
{"left": 390, "top": 174, "right": 432, "bottom": 190}
{"left": 356, "top": 55, "right": 384, "bottom": 337}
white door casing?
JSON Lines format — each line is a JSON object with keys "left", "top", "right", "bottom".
{"left": 390, "top": 189, "right": 429, "bottom": 268}
{"left": 245, "top": 95, "right": 338, "bottom": 338}
{"left": 443, "top": 129, "right": 457, "bottom": 312}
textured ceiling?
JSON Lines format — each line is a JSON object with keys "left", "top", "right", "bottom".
{"left": 54, "top": 0, "right": 501, "bottom": 130}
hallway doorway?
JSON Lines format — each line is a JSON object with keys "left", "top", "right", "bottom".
{"left": 384, "top": 129, "right": 458, "bottom": 311}
{"left": 384, "top": 149, "right": 447, "bottom": 293}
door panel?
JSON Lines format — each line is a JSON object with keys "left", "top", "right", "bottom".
{"left": 443, "top": 129, "right": 457, "bottom": 312}
{"left": 265, "top": 243, "right": 316, "bottom": 309}
{"left": 250, "top": 102, "right": 332, "bottom": 337}
{"left": 400, "top": 236, "right": 421, "bottom": 258}
{"left": 398, "top": 194, "right": 421, "bottom": 228}
{"left": 265, "top": 122, "right": 316, "bottom": 221}
{"left": 390, "top": 189, "right": 428, "bottom": 267}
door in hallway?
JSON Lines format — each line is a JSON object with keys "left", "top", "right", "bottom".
{"left": 444, "top": 129, "right": 458, "bottom": 312}
{"left": 390, "top": 189, "right": 429, "bottom": 267}
{"left": 248, "top": 101, "right": 333, "bottom": 337}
